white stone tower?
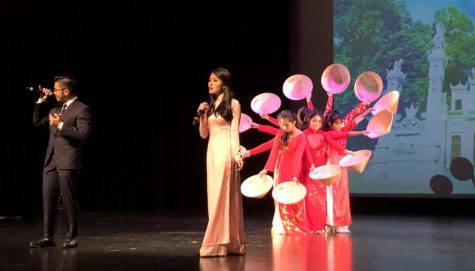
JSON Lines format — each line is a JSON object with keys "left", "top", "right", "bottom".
{"left": 446, "top": 67, "right": 475, "bottom": 166}
{"left": 419, "top": 22, "right": 448, "bottom": 171}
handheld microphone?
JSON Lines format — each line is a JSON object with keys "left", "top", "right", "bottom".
{"left": 26, "top": 86, "right": 53, "bottom": 96}
{"left": 192, "top": 109, "right": 206, "bottom": 125}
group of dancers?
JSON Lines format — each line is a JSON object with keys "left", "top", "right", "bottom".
{"left": 242, "top": 91, "right": 372, "bottom": 235}
{"left": 196, "top": 66, "right": 376, "bottom": 257}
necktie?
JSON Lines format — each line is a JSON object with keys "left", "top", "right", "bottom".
{"left": 59, "top": 103, "right": 67, "bottom": 116}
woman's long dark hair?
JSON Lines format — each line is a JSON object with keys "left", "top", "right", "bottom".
{"left": 277, "top": 110, "right": 297, "bottom": 148}
{"left": 208, "top": 67, "right": 235, "bottom": 122}
{"left": 323, "top": 109, "right": 342, "bottom": 131}
{"left": 297, "top": 108, "right": 323, "bottom": 130}
{"left": 296, "top": 106, "right": 311, "bottom": 130}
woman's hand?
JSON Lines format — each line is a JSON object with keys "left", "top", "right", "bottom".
{"left": 195, "top": 102, "right": 210, "bottom": 128}
{"left": 197, "top": 102, "right": 209, "bottom": 112}
{"left": 196, "top": 102, "right": 209, "bottom": 121}
{"left": 258, "top": 169, "right": 267, "bottom": 177}
{"left": 292, "top": 176, "right": 299, "bottom": 183}
{"left": 236, "top": 157, "right": 244, "bottom": 170}
{"left": 250, "top": 122, "right": 259, "bottom": 129}
{"left": 363, "top": 107, "right": 374, "bottom": 116}
{"left": 306, "top": 92, "right": 312, "bottom": 103}
{"left": 344, "top": 149, "right": 355, "bottom": 155}
{"left": 259, "top": 114, "right": 269, "bottom": 120}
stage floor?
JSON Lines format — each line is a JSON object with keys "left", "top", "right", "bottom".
{"left": 1, "top": 210, "right": 475, "bottom": 271}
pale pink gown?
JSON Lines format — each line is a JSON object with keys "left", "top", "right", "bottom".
{"left": 200, "top": 99, "right": 246, "bottom": 257}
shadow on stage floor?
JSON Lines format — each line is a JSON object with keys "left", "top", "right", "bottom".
{"left": 1, "top": 209, "right": 475, "bottom": 271}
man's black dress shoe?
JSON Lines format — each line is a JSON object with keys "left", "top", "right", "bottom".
{"left": 30, "top": 237, "right": 55, "bottom": 248}
{"left": 62, "top": 238, "right": 78, "bottom": 248}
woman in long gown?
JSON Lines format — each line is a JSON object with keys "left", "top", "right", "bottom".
{"left": 299, "top": 93, "right": 335, "bottom": 234}
{"left": 197, "top": 67, "right": 245, "bottom": 257}
{"left": 323, "top": 105, "right": 371, "bottom": 233}
{"left": 259, "top": 110, "right": 310, "bottom": 235}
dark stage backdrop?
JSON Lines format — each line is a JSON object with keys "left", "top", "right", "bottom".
{"left": 0, "top": 0, "right": 297, "bottom": 215}
{"left": 3, "top": 1, "right": 470, "bottom": 217}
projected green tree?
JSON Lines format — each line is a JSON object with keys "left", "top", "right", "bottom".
{"left": 435, "top": 7, "right": 475, "bottom": 93}
{"left": 334, "top": 0, "right": 432, "bottom": 114}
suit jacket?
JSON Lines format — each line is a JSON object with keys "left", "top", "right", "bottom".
{"left": 33, "top": 99, "right": 92, "bottom": 170}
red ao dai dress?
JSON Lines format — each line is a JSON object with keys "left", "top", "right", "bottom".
{"left": 325, "top": 103, "right": 367, "bottom": 228}
{"left": 264, "top": 130, "right": 310, "bottom": 235}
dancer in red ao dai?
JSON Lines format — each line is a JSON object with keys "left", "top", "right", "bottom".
{"left": 324, "top": 106, "right": 371, "bottom": 234}
{"left": 300, "top": 113, "right": 333, "bottom": 233}
{"left": 259, "top": 110, "right": 311, "bottom": 235}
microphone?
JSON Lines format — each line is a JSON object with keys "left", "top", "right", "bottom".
{"left": 26, "top": 86, "right": 53, "bottom": 96}
{"left": 192, "top": 109, "right": 206, "bottom": 126}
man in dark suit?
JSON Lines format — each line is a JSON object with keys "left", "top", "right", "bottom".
{"left": 30, "top": 75, "right": 92, "bottom": 248}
